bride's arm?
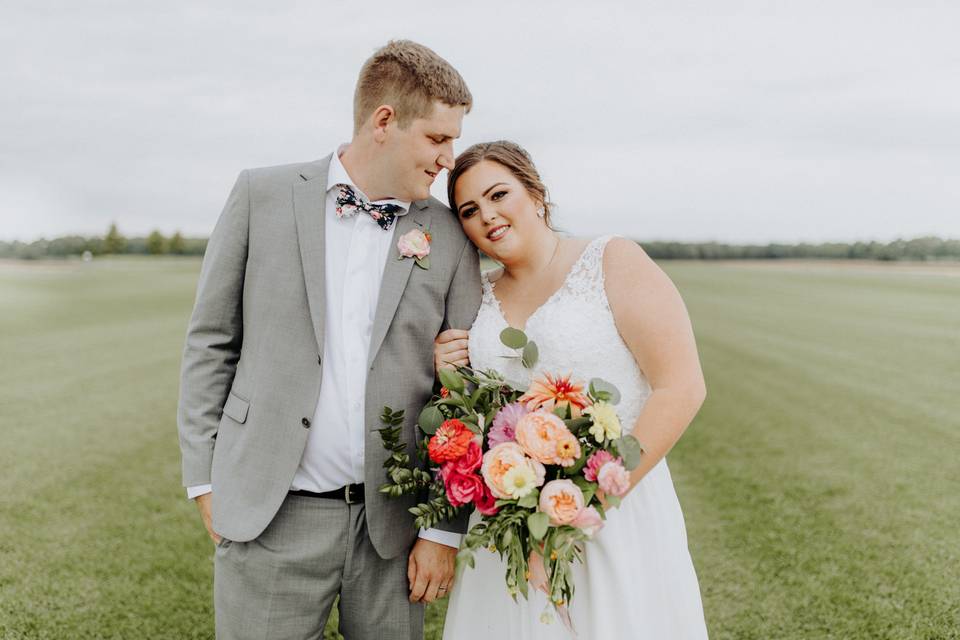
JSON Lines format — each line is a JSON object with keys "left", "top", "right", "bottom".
{"left": 603, "top": 237, "right": 707, "bottom": 490}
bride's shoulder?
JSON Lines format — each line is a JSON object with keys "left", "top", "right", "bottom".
{"left": 601, "top": 236, "right": 661, "bottom": 283}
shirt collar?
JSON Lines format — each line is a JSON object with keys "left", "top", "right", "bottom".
{"left": 327, "top": 144, "right": 411, "bottom": 214}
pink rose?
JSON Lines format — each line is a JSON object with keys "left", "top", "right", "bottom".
{"left": 584, "top": 450, "right": 618, "bottom": 482}
{"left": 444, "top": 469, "right": 484, "bottom": 507}
{"left": 538, "top": 479, "right": 585, "bottom": 526}
{"left": 452, "top": 440, "right": 483, "bottom": 474}
{"left": 397, "top": 229, "right": 431, "bottom": 259}
{"left": 474, "top": 482, "right": 499, "bottom": 516}
{"left": 597, "top": 460, "right": 631, "bottom": 497}
{"left": 571, "top": 505, "right": 603, "bottom": 536}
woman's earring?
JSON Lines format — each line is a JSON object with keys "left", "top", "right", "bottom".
{"left": 536, "top": 205, "right": 545, "bottom": 218}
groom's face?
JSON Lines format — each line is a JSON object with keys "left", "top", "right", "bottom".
{"left": 382, "top": 101, "right": 464, "bottom": 202}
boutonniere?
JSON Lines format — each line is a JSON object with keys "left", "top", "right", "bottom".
{"left": 397, "top": 227, "right": 432, "bottom": 270}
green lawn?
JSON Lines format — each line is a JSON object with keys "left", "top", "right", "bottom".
{"left": 1, "top": 257, "right": 957, "bottom": 639}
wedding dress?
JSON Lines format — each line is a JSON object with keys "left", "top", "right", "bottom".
{"left": 441, "top": 236, "right": 709, "bottom": 639}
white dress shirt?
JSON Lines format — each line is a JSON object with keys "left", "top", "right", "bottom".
{"left": 190, "top": 148, "right": 459, "bottom": 549}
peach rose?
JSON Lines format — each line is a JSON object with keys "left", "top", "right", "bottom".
{"left": 481, "top": 442, "right": 546, "bottom": 500}
{"left": 539, "top": 479, "right": 585, "bottom": 526}
{"left": 515, "top": 411, "right": 581, "bottom": 467}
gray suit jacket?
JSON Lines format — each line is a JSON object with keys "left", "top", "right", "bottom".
{"left": 177, "top": 155, "right": 481, "bottom": 559}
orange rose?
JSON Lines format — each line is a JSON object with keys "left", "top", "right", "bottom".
{"left": 428, "top": 419, "right": 474, "bottom": 463}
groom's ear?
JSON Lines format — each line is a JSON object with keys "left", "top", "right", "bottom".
{"left": 371, "top": 105, "right": 396, "bottom": 142}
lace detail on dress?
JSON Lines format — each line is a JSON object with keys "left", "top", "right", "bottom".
{"left": 469, "top": 235, "right": 651, "bottom": 427}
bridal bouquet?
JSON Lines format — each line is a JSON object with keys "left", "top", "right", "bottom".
{"left": 378, "top": 328, "right": 643, "bottom": 623}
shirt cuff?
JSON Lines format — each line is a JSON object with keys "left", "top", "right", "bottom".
{"left": 418, "top": 527, "right": 462, "bottom": 549}
{"left": 186, "top": 484, "right": 212, "bottom": 499}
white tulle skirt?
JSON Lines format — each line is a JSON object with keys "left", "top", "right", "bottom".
{"left": 442, "top": 459, "right": 709, "bottom": 639}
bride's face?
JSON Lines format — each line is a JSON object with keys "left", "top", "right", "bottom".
{"left": 452, "top": 160, "right": 543, "bottom": 262}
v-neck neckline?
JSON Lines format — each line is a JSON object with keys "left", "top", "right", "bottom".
{"left": 486, "top": 238, "right": 598, "bottom": 332}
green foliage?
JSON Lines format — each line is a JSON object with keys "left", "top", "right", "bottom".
{"left": 146, "top": 230, "right": 167, "bottom": 255}
{"left": 409, "top": 496, "right": 463, "bottom": 530}
{"left": 499, "top": 327, "right": 528, "bottom": 349}
{"left": 521, "top": 341, "right": 539, "bottom": 368}
{"left": 588, "top": 378, "right": 621, "bottom": 405}
{"left": 417, "top": 405, "right": 444, "bottom": 435}
{"left": 613, "top": 434, "right": 644, "bottom": 470}
{"left": 103, "top": 222, "right": 127, "bottom": 254}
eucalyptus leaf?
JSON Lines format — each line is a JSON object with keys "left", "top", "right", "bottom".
{"left": 417, "top": 405, "right": 444, "bottom": 435}
{"left": 617, "top": 434, "right": 644, "bottom": 470}
{"left": 500, "top": 327, "right": 528, "bottom": 350}
{"left": 415, "top": 256, "right": 430, "bottom": 270}
{"left": 517, "top": 489, "right": 540, "bottom": 509}
{"left": 605, "top": 495, "right": 622, "bottom": 509}
{"left": 521, "top": 340, "right": 539, "bottom": 368}
{"left": 439, "top": 368, "right": 465, "bottom": 394}
{"left": 589, "top": 377, "right": 621, "bottom": 405}
{"left": 528, "top": 511, "right": 549, "bottom": 541}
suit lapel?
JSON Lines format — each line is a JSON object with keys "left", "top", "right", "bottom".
{"left": 367, "top": 200, "right": 433, "bottom": 368}
{"left": 292, "top": 156, "right": 332, "bottom": 355}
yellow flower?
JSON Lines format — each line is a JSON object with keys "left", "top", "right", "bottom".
{"left": 583, "top": 401, "right": 622, "bottom": 443}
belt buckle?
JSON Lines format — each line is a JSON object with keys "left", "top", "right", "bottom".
{"left": 344, "top": 485, "right": 355, "bottom": 505}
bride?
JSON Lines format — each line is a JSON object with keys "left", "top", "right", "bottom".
{"left": 435, "top": 141, "right": 709, "bottom": 638}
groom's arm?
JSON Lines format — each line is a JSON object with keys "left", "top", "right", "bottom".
{"left": 177, "top": 170, "right": 250, "bottom": 491}
{"left": 423, "top": 236, "right": 482, "bottom": 539}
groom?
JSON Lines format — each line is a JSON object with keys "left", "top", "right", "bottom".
{"left": 177, "top": 40, "right": 480, "bottom": 639}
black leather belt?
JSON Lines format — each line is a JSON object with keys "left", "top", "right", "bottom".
{"left": 290, "top": 483, "right": 364, "bottom": 504}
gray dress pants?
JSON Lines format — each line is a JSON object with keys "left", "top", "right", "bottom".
{"left": 214, "top": 493, "right": 424, "bottom": 640}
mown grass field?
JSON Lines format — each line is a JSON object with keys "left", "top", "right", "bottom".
{"left": 1, "top": 257, "right": 957, "bottom": 639}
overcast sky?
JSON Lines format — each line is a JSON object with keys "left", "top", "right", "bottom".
{"left": 2, "top": 0, "right": 958, "bottom": 243}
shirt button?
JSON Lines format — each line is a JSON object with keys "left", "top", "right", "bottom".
{"left": 353, "top": 403, "right": 360, "bottom": 410}
{"left": 301, "top": 417, "right": 311, "bottom": 428}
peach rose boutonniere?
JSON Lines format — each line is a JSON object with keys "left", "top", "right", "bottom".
{"left": 397, "top": 227, "right": 431, "bottom": 269}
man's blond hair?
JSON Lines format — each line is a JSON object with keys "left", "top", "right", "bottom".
{"left": 353, "top": 40, "right": 472, "bottom": 134}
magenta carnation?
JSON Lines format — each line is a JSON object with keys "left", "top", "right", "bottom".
{"left": 488, "top": 402, "right": 528, "bottom": 447}
{"left": 584, "top": 450, "right": 619, "bottom": 482}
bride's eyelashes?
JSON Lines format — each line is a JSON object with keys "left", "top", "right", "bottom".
{"left": 458, "top": 190, "right": 509, "bottom": 219}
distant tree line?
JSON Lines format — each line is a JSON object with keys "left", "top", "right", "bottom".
{"left": 2, "top": 224, "right": 958, "bottom": 262}
{"left": 0, "top": 223, "right": 207, "bottom": 260}
{"left": 639, "top": 236, "right": 960, "bottom": 261}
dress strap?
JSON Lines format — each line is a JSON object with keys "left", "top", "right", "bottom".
{"left": 564, "top": 235, "right": 617, "bottom": 295}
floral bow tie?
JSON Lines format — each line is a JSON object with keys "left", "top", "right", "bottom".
{"left": 334, "top": 184, "right": 404, "bottom": 231}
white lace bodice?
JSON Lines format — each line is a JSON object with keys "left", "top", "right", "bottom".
{"left": 468, "top": 235, "right": 651, "bottom": 428}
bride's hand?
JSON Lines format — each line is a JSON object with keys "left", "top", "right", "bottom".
{"left": 434, "top": 329, "right": 470, "bottom": 374}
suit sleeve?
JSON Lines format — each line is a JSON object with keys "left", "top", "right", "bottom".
{"left": 432, "top": 235, "right": 483, "bottom": 535}
{"left": 177, "top": 170, "right": 250, "bottom": 487}
{"left": 441, "top": 237, "right": 482, "bottom": 332}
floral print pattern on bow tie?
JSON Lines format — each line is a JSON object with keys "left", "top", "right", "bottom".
{"left": 334, "top": 184, "right": 404, "bottom": 231}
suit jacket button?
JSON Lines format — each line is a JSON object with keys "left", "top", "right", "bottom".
{"left": 302, "top": 417, "right": 311, "bottom": 428}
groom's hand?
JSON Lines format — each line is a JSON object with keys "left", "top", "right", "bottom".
{"left": 407, "top": 539, "right": 456, "bottom": 603}
{"left": 194, "top": 493, "right": 221, "bottom": 545}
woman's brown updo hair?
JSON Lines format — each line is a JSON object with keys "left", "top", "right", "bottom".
{"left": 447, "top": 141, "right": 554, "bottom": 229}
